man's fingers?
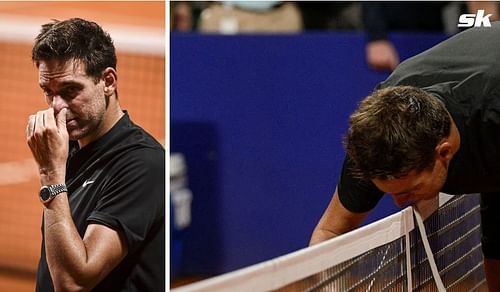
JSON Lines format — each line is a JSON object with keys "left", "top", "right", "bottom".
{"left": 28, "top": 108, "right": 68, "bottom": 140}
{"left": 26, "top": 115, "right": 36, "bottom": 138}
{"left": 56, "top": 108, "right": 67, "bottom": 133}
{"left": 44, "top": 108, "right": 56, "bottom": 128}
{"left": 35, "top": 111, "right": 45, "bottom": 133}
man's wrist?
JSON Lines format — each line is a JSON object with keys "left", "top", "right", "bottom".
{"left": 40, "top": 173, "right": 65, "bottom": 186}
{"left": 39, "top": 183, "right": 68, "bottom": 205}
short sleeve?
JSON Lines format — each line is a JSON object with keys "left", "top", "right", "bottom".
{"left": 87, "top": 147, "right": 165, "bottom": 254}
{"left": 338, "top": 155, "right": 384, "bottom": 213}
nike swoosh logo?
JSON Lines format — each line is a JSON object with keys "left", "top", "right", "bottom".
{"left": 83, "top": 180, "right": 95, "bottom": 188}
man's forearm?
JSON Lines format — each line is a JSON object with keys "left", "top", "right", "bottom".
{"left": 309, "top": 189, "right": 369, "bottom": 247}
{"left": 44, "top": 194, "right": 98, "bottom": 291}
{"left": 309, "top": 228, "right": 340, "bottom": 246}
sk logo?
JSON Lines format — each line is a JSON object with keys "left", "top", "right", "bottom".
{"left": 458, "top": 10, "right": 492, "bottom": 28}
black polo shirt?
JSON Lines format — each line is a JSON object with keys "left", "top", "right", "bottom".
{"left": 36, "top": 112, "right": 165, "bottom": 292}
{"left": 339, "top": 23, "right": 500, "bottom": 213}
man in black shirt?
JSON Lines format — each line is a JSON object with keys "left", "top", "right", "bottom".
{"left": 26, "top": 18, "right": 165, "bottom": 291}
{"left": 310, "top": 23, "right": 500, "bottom": 291}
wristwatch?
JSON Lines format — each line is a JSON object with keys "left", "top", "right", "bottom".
{"left": 39, "top": 184, "right": 67, "bottom": 204}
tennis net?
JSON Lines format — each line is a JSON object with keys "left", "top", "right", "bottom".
{"left": 173, "top": 193, "right": 486, "bottom": 292}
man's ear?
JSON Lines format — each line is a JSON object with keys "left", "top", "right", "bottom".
{"left": 102, "top": 67, "right": 117, "bottom": 96}
{"left": 436, "top": 141, "right": 453, "bottom": 161}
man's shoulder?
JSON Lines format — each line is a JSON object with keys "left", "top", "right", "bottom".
{"left": 127, "top": 121, "right": 164, "bottom": 149}
{"left": 99, "top": 121, "right": 165, "bottom": 173}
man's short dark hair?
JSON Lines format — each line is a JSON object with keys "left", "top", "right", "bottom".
{"left": 32, "top": 18, "right": 117, "bottom": 80}
{"left": 345, "top": 86, "right": 451, "bottom": 179}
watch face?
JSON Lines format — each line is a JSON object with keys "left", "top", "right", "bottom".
{"left": 40, "top": 187, "right": 51, "bottom": 201}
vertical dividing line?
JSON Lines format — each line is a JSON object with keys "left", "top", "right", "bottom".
{"left": 404, "top": 208, "right": 413, "bottom": 292}
{"left": 413, "top": 208, "right": 446, "bottom": 292}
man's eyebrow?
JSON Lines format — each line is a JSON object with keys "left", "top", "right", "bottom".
{"left": 59, "top": 80, "right": 82, "bottom": 86}
{"left": 39, "top": 80, "right": 82, "bottom": 89}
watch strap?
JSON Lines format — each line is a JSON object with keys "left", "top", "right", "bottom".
{"left": 39, "top": 183, "right": 67, "bottom": 204}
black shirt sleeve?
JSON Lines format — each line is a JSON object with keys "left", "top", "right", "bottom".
{"left": 87, "top": 147, "right": 165, "bottom": 254}
{"left": 338, "top": 155, "right": 385, "bottom": 213}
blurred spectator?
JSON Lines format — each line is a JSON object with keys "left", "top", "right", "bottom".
{"left": 297, "top": 2, "right": 362, "bottom": 31}
{"left": 467, "top": 1, "right": 499, "bottom": 22}
{"left": 172, "top": 2, "right": 193, "bottom": 32}
{"left": 171, "top": 2, "right": 208, "bottom": 32}
{"left": 198, "top": 1, "right": 302, "bottom": 34}
{"left": 362, "top": 1, "right": 500, "bottom": 72}
{"left": 362, "top": 2, "right": 451, "bottom": 72}
{"left": 172, "top": 1, "right": 500, "bottom": 70}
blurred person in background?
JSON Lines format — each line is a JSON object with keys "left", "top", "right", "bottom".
{"left": 363, "top": 1, "right": 499, "bottom": 72}
{"left": 26, "top": 18, "right": 165, "bottom": 291}
{"left": 362, "top": 1, "right": 451, "bottom": 71}
{"left": 171, "top": 1, "right": 207, "bottom": 32}
{"left": 171, "top": 1, "right": 193, "bottom": 32}
{"left": 297, "top": 2, "right": 362, "bottom": 31}
{"left": 198, "top": 1, "right": 302, "bottom": 34}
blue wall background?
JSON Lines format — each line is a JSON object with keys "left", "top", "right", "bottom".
{"left": 170, "top": 31, "right": 448, "bottom": 276}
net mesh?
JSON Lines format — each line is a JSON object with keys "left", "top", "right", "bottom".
{"left": 412, "top": 195, "right": 484, "bottom": 291}
{"left": 276, "top": 195, "right": 485, "bottom": 292}
{"left": 175, "top": 194, "right": 486, "bottom": 292}
{"left": 277, "top": 238, "right": 407, "bottom": 292}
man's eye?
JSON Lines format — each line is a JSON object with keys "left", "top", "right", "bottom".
{"left": 62, "top": 86, "right": 79, "bottom": 97}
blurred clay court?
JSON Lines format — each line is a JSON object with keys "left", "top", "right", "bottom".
{"left": 0, "top": 2, "right": 165, "bottom": 290}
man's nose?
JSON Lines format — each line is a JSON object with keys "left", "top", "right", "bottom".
{"left": 51, "top": 95, "right": 68, "bottom": 115}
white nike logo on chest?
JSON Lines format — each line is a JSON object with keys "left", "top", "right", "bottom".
{"left": 83, "top": 180, "right": 95, "bottom": 188}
